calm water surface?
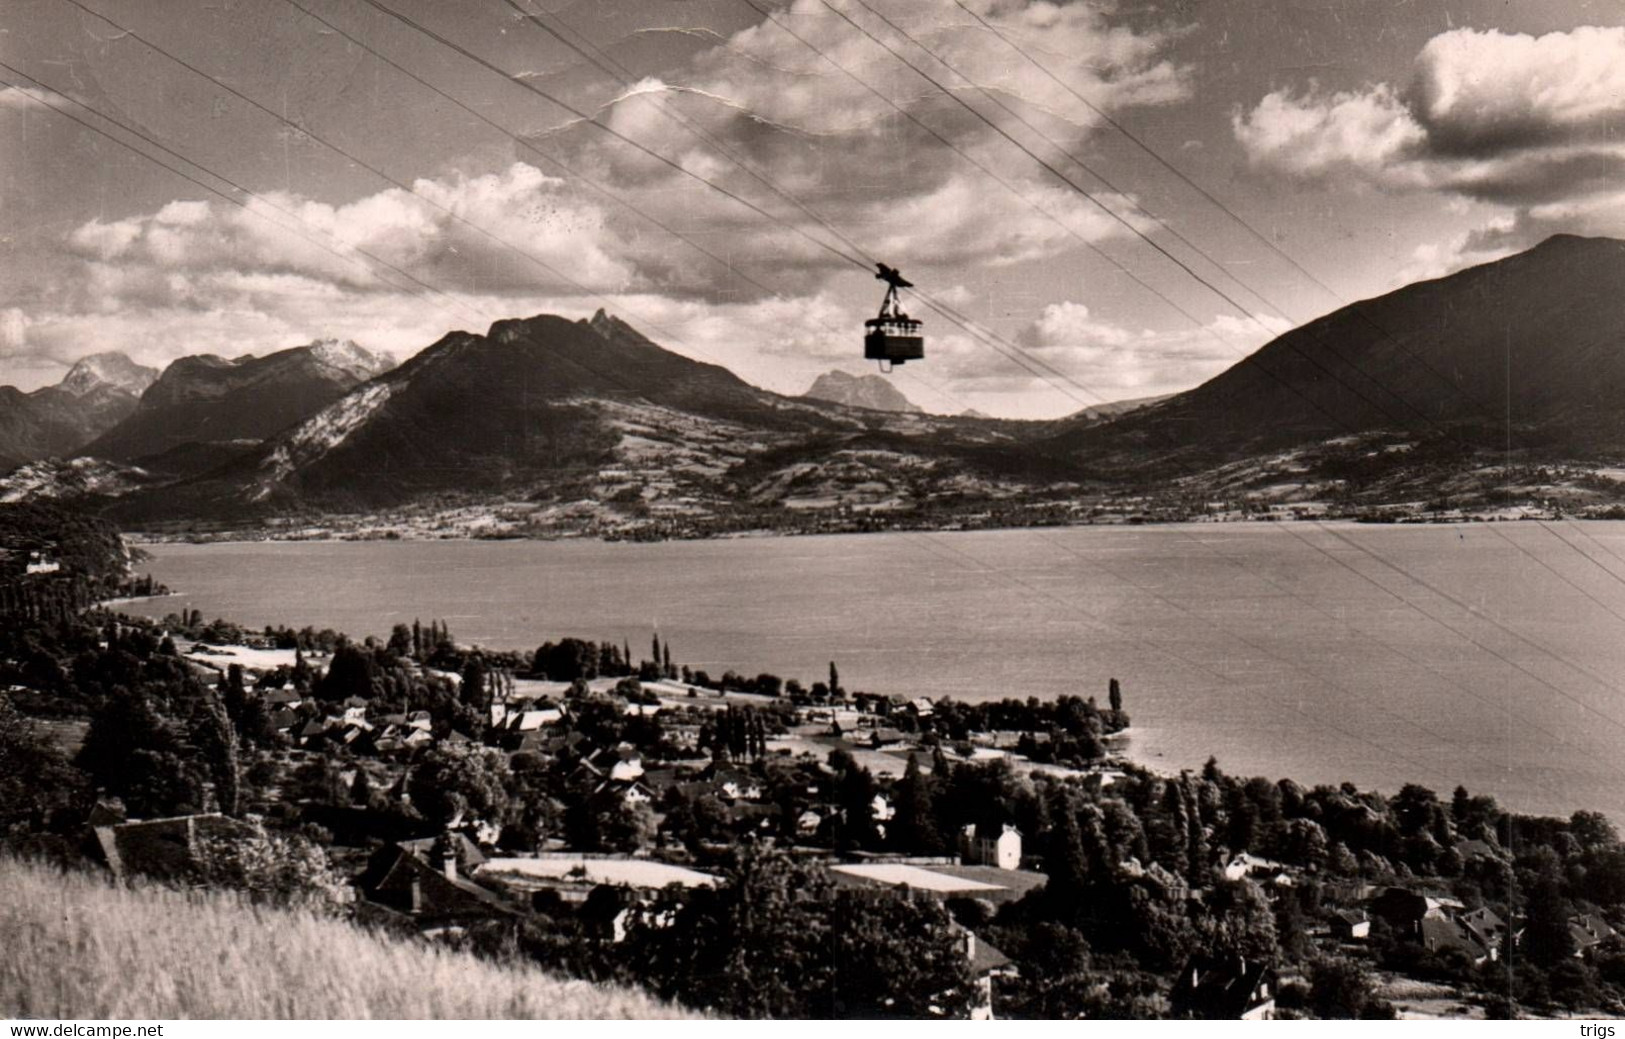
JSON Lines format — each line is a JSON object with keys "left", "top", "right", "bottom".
{"left": 123, "top": 522, "right": 1625, "bottom": 821}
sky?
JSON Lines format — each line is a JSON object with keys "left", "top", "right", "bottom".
{"left": 4, "top": 0, "right": 1625, "bottom": 418}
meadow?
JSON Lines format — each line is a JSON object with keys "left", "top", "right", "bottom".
{"left": 0, "top": 856, "right": 697, "bottom": 1020}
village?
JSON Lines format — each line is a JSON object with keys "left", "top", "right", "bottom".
{"left": 56, "top": 617, "right": 1625, "bottom": 1021}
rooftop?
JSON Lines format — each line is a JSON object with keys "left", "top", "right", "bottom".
{"left": 479, "top": 856, "right": 717, "bottom": 889}
{"left": 829, "top": 863, "right": 1006, "bottom": 894}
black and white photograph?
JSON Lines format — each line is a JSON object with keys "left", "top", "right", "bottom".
{"left": 5, "top": 0, "right": 1625, "bottom": 1024}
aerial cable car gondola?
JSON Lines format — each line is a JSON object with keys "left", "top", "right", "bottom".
{"left": 864, "top": 262, "right": 924, "bottom": 372}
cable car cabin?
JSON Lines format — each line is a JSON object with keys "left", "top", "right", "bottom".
{"left": 865, "top": 262, "right": 924, "bottom": 369}
{"left": 865, "top": 314, "right": 924, "bottom": 366}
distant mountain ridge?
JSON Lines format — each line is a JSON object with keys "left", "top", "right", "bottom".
{"left": 802, "top": 370, "right": 922, "bottom": 413}
{"left": 1047, "top": 234, "right": 1625, "bottom": 469}
{"left": 83, "top": 339, "right": 392, "bottom": 470}
{"left": 103, "top": 310, "right": 1031, "bottom": 529}
{"left": 0, "top": 352, "right": 158, "bottom": 470}
{"left": 22, "top": 234, "right": 1625, "bottom": 532}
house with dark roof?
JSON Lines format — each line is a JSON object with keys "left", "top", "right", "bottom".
{"left": 1170, "top": 955, "right": 1276, "bottom": 1020}
{"left": 264, "top": 688, "right": 303, "bottom": 709}
{"left": 396, "top": 831, "right": 487, "bottom": 874}
{"left": 727, "top": 801, "right": 781, "bottom": 833}
{"left": 90, "top": 813, "right": 257, "bottom": 882}
{"left": 594, "top": 778, "right": 657, "bottom": 807}
{"left": 358, "top": 833, "right": 517, "bottom": 934}
{"left": 1420, "top": 916, "right": 1491, "bottom": 964}
{"left": 1570, "top": 912, "right": 1619, "bottom": 958}
{"left": 1370, "top": 887, "right": 1464, "bottom": 937}
{"left": 1459, "top": 906, "right": 1508, "bottom": 958}
{"left": 639, "top": 768, "right": 683, "bottom": 797}
{"left": 956, "top": 926, "right": 1014, "bottom": 1020}
{"left": 86, "top": 798, "right": 126, "bottom": 828}
{"left": 1332, "top": 909, "right": 1371, "bottom": 941}
{"left": 1453, "top": 838, "right": 1502, "bottom": 863}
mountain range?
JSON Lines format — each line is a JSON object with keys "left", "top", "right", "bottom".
{"left": 9, "top": 235, "right": 1625, "bottom": 534}
{"left": 82, "top": 339, "right": 392, "bottom": 474}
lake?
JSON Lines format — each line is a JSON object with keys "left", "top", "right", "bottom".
{"left": 121, "top": 522, "right": 1625, "bottom": 822}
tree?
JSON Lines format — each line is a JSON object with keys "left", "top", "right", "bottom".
{"left": 192, "top": 820, "right": 347, "bottom": 909}
{"left": 997, "top": 921, "right": 1095, "bottom": 1018}
{"left": 316, "top": 643, "right": 375, "bottom": 703}
{"left": 829, "top": 661, "right": 840, "bottom": 696}
{"left": 1309, "top": 958, "right": 1391, "bottom": 1019}
{"left": 0, "top": 693, "right": 89, "bottom": 834}
{"left": 221, "top": 664, "right": 248, "bottom": 727}
{"left": 1452, "top": 785, "right": 1472, "bottom": 823}
{"left": 1570, "top": 810, "right": 1619, "bottom": 852}
{"left": 833, "top": 756, "right": 879, "bottom": 850}
{"left": 663, "top": 790, "right": 732, "bottom": 851}
{"left": 1038, "top": 791, "right": 1096, "bottom": 927}
{"left": 350, "top": 768, "right": 373, "bottom": 806}
{"left": 533, "top": 638, "right": 599, "bottom": 682}
{"left": 1108, "top": 677, "right": 1122, "bottom": 714}
{"left": 1196, "top": 879, "right": 1277, "bottom": 963}
{"left": 1523, "top": 869, "right": 1576, "bottom": 967}
{"left": 830, "top": 894, "right": 976, "bottom": 1018}
{"left": 891, "top": 754, "right": 943, "bottom": 855}
{"left": 622, "top": 845, "right": 974, "bottom": 1018}
{"left": 594, "top": 798, "right": 657, "bottom": 853}
{"left": 460, "top": 656, "right": 489, "bottom": 710}
{"left": 1393, "top": 783, "right": 1441, "bottom": 837}
{"left": 190, "top": 696, "right": 240, "bottom": 816}
{"left": 76, "top": 691, "right": 203, "bottom": 818}
{"left": 387, "top": 623, "right": 413, "bottom": 659}
{"left": 407, "top": 746, "right": 514, "bottom": 829}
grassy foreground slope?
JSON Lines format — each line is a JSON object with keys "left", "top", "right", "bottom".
{"left": 0, "top": 857, "right": 697, "bottom": 1020}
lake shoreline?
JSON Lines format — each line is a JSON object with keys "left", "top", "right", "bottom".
{"left": 119, "top": 508, "right": 1582, "bottom": 548}
{"left": 116, "top": 523, "right": 1625, "bottom": 824}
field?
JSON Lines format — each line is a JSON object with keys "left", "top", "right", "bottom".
{"left": 0, "top": 856, "right": 699, "bottom": 1020}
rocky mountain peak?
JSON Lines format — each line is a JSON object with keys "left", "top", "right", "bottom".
{"left": 802, "top": 369, "right": 922, "bottom": 414}
{"left": 57, "top": 352, "right": 159, "bottom": 398}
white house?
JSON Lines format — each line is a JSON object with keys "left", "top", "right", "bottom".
{"left": 961, "top": 823, "right": 1022, "bottom": 871}
{"left": 25, "top": 551, "right": 61, "bottom": 575}
{"left": 1222, "top": 852, "right": 1286, "bottom": 882}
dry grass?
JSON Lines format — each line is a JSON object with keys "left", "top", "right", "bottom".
{"left": 0, "top": 856, "right": 699, "bottom": 1019}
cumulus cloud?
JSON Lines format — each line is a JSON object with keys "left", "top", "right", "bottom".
{"left": 916, "top": 301, "right": 1290, "bottom": 404}
{"left": 523, "top": 0, "right": 1189, "bottom": 287}
{"left": 58, "top": 164, "right": 634, "bottom": 305}
{"left": 0, "top": 0, "right": 1194, "bottom": 416}
{"left": 1411, "top": 26, "right": 1625, "bottom": 155}
{"left": 1232, "top": 83, "right": 1426, "bottom": 184}
{"left": 1235, "top": 26, "right": 1625, "bottom": 229}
